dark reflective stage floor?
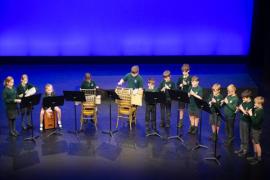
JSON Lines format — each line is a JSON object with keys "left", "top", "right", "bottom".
{"left": 0, "top": 64, "right": 269, "bottom": 180}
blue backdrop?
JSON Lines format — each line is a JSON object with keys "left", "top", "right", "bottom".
{"left": 0, "top": 0, "right": 253, "bottom": 56}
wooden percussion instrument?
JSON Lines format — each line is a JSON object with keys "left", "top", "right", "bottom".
{"left": 44, "top": 109, "right": 57, "bottom": 130}
{"left": 80, "top": 89, "right": 101, "bottom": 105}
{"left": 115, "top": 87, "right": 143, "bottom": 106}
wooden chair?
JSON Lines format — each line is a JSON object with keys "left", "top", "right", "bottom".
{"left": 80, "top": 89, "right": 99, "bottom": 130}
{"left": 115, "top": 88, "right": 137, "bottom": 130}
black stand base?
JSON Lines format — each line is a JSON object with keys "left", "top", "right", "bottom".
{"left": 24, "top": 135, "right": 39, "bottom": 144}
{"left": 168, "top": 134, "right": 187, "bottom": 148}
{"left": 168, "top": 135, "right": 184, "bottom": 143}
{"left": 102, "top": 129, "right": 118, "bottom": 137}
{"left": 146, "top": 131, "right": 162, "bottom": 138}
{"left": 192, "top": 142, "right": 208, "bottom": 151}
{"left": 204, "top": 155, "right": 221, "bottom": 165}
{"left": 47, "top": 129, "right": 63, "bottom": 137}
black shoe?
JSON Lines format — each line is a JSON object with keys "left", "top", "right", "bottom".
{"left": 22, "top": 126, "right": 28, "bottom": 131}
{"left": 247, "top": 156, "right": 257, "bottom": 161}
{"left": 188, "top": 126, "right": 194, "bottom": 134}
{"left": 234, "top": 149, "right": 243, "bottom": 154}
{"left": 13, "top": 129, "right": 19, "bottom": 136}
{"left": 146, "top": 128, "right": 151, "bottom": 135}
{"left": 27, "top": 124, "right": 33, "bottom": 129}
{"left": 160, "top": 123, "right": 165, "bottom": 128}
{"left": 249, "top": 159, "right": 261, "bottom": 165}
{"left": 224, "top": 139, "right": 233, "bottom": 146}
{"left": 238, "top": 151, "right": 247, "bottom": 157}
{"left": 153, "top": 129, "right": 159, "bottom": 134}
{"left": 191, "top": 126, "right": 198, "bottom": 135}
{"left": 9, "top": 131, "right": 17, "bottom": 137}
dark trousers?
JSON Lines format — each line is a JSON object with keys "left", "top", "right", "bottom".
{"left": 160, "top": 102, "right": 171, "bottom": 125}
{"left": 225, "top": 117, "right": 235, "bottom": 142}
{"left": 145, "top": 104, "right": 156, "bottom": 130}
{"left": 20, "top": 107, "right": 32, "bottom": 126}
{"left": 240, "top": 120, "right": 250, "bottom": 151}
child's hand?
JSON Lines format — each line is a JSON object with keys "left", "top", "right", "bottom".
{"left": 118, "top": 79, "right": 124, "bottom": 86}
{"left": 183, "top": 81, "right": 187, "bottom": 85}
{"left": 161, "top": 87, "right": 166, "bottom": 92}
{"left": 248, "top": 109, "right": 253, "bottom": 116}
{"left": 165, "top": 84, "right": 170, "bottom": 90}
{"left": 14, "top": 99, "right": 21, "bottom": 103}
{"left": 224, "top": 98, "right": 228, "bottom": 104}
{"left": 212, "top": 98, "right": 216, "bottom": 103}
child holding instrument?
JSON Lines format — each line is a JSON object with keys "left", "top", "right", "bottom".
{"left": 176, "top": 64, "right": 192, "bottom": 128}
{"left": 17, "top": 74, "right": 37, "bottom": 130}
{"left": 145, "top": 78, "right": 158, "bottom": 134}
{"left": 188, "top": 76, "right": 203, "bottom": 135}
{"left": 222, "top": 84, "right": 239, "bottom": 146}
{"left": 247, "top": 96, "right": 264, "bottom": 165}
{"left": 234, "top": 89, "right": 253, "bottom": 157}
{"left": 3, "top": 76, "right": 21, "bottom": 137}
{"left": 117, "top": 65, "right": 143, "bottom": 90}
{"left": 208, "top": 83, "right": 223, "bottom": 141}
{"left": 158, "top": 70, "right": 175, "bottom": 128}
{"left": 39, "top": 84, "right": 62, "bottom": 131}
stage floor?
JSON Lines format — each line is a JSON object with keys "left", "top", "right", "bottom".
{"left": 0, "top": 64, "right": 268, "bottom": 179}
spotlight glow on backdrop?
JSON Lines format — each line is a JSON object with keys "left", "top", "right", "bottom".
{"left": 0, "top": 0, "right": 253, "bottom": 56}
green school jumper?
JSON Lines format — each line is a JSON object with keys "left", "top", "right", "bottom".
{"left": 3, "top": 87, "right": 18, "bottom": 120}
{"left": 188, "top": 86, "right": 203, "bottom": 117}
{"left": 80, "top": 80, "right": 96, "bottom": 89}
{"left": 123, "top": 73, "right": 143, "bottom": 89}
{"left": 208, "top": 93, "right": 223, "bottom": 126}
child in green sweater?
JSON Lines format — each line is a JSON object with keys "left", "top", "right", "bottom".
{"left": 188, "top": 76, "right": 203, "bottom": 135}
{"left": 2, "top": 76, "right": 21, "bottom": 136}
{"left": 247, "top": 96, "right": 264, "bottom": 165}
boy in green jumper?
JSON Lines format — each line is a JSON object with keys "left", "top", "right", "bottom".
{"left": 118, "top": 65, "right": 143, "bottom": 89}
{"left": 208, "top": 83, "right": 223, "bottom": 141}
{"left": 2, "top": 76, "right": 21, "bottom": 137}
{"left": 80, "top": 73, "right": 96, "bottom": 89}
{"left": 145, "top": 78, "right": 158, "bottom": 134}
{"left": 80, "top": 72, "right": 98, "bottom": 130}
{"left": 235, "top": 89, "right": 254, "bottom": 157}
{"left": 188, "top": 76, "right": 203, "bottom": 135}
{"left": 118, "top": 65, "right": 144, "bottom": 123}
{"left": 176, "top": 64, "right": 192, "bottom": 128}
{"left": 247, "top": 96, "right": 264, "bottom": 165}
{"left": 222, "top": 84, "right": 239, "bottom": 145}
{"left": 158, "top": 70, "right": 175, "bottom": 128}
{"left": 17, "top": 74, "right": 37, "bottom": 130}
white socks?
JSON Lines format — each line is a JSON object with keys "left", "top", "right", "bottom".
{"left": 58, "top": 121, "right": 62, "bottom": 128}
{"left": 40, "top": 124, "right": 43, "bottom": 131}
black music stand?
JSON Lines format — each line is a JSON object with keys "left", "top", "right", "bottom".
{"left": 101, "top": 89, "right": 120, "bottom": 137}
{"left": 167, "top": 90, "right": 189, "bottom": 144}
{"left": 192, "top": 97, "right": 210, "bottom": 151}
{"left": 42, "top": 96, "right": 65, "bottom": 137}
{"left": 22, "top": 94, "right": 42, "bottom": 143}
{"left": 144, "top": 91, "right": 166, "bottom": 138}
{"left": 204, "top": 103, "right": 224, "bottom": 165}
{"left": 63, "top": 91, "right": 86, "bottom": 140}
